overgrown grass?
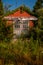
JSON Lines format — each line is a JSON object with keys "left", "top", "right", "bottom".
{"left": 0, "top": 39, "right": 43, "bottom": 65}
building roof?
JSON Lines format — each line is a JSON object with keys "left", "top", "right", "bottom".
{"left": 8, "top": 10, "right": 31, "bottom": 18}
{"left": 4, "top": 5, "right": 38, "bottom": 20}
{"left": 4, "top": 10, "right": 37, "bottom": 20}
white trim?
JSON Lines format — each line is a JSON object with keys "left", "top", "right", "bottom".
{"left": 4, "top": 17, "right": 38, "bottom": 21}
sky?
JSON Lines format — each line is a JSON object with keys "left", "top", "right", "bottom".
{"left": 2, "top": 0, "right": 37, "bottom": 10}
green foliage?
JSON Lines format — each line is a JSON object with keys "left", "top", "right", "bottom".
{"left": 36, "top": 8, "right": 43, "bottom": 45}
{"left": 0, "top": 0, "right": 43, "bottom": 65}
{"left": 0, "top": 0, "right": 4, "bottom": 41}
{"left": 0, "top": 0, "right": 4, "bottom": 16}
{"left": 0, "top": 0, "right": 13, "bottom": 42}
{"left": 33, "top": 0, "right": 43, "bottom": 45}
{"left": 33, "top": 0, "right": 43, "bottom": 13}
{"left": 3, "top": 24, "right": 13, "bottom": 42}
{"left": 33, "top": 0, "right": 43, "bottom": 17}
{"left": 0, "top": 39, "right": 43, "bottom": 65}
{"left": 37, "top": 8, "right": 43, "bottom": 16}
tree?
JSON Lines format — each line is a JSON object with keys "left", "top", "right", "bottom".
{"left": 0, "top": 0, "right": 4, "bottom": 16}
{"left": 4, "top": 4, "right": 12, "bottom": 14}
{"left": 33, "top": 0, "right": 43, "bottom": 16}
{"left": 0, "top": 0, "right": 4, "bottom": 41}
{"left": 0, "top": 0, "right": 13, "bottom": 42}
{"left": 37, "top": 8, "right": 43, "bottom": 45}
{"left": 33, "top": 0, "right": 43, "bottom": 45}
{"left": 31, "top": 0, "right": 43, "bottom": 42}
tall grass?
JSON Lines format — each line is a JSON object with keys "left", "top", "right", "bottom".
{"left": 0, "top": 39, "right": 43, "bottom": 65}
